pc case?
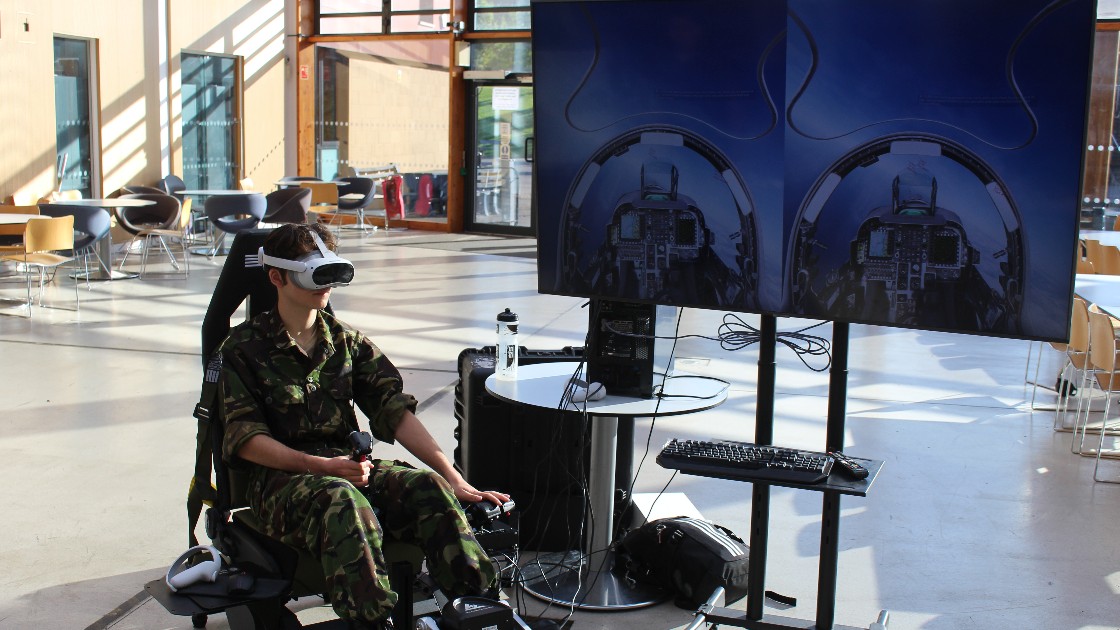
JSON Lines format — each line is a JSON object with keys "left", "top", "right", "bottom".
{"left": 586, "top": 300, "right": 677, "bottom": 398}
{"left": 454, "top": 346, "right": 634, "bottom": 551}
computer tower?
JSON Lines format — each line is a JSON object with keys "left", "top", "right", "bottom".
{"left": 454, "top": 346, "right": 634, "bottom": 551}
{"left": 586, "top": 300, "right": 677, "bottom": 398}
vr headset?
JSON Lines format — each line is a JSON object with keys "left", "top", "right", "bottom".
{"left": 250, "top": 230, "right": 355, "bottom": 290}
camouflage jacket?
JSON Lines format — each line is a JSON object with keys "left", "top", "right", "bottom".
{"left": 219, "top": 309, "right": 417, "bottom": 470}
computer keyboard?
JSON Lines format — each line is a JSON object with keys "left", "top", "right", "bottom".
{"left": 657, "top": 439, "right": 835, "bottom": 484}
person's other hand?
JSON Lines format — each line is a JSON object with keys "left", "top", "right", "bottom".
{"left": 449, "top": 479, "right": 510, "bottom": 507}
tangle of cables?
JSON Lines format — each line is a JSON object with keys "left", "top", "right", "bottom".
{"left": 601, "top": 312, "right": 833, "bottom": 372}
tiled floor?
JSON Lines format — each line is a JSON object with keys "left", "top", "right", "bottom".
{"left": 1, "top": 229, "right": 1118, "bottom": 630}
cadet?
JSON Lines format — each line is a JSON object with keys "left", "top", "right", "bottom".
{"left": 219, "top": 222, "right": 509, "bottom": 629}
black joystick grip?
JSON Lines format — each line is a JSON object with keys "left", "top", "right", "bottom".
{"left": 349, "top": 431, "right": 373, "bottom": 462}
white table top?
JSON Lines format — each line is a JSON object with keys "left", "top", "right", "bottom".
{"left": 178, "top": 189, "right": 262, "bottom": 196}
{"left": 51, "top": 198, "right": 155, "bottom": 208}
{"left": 485, "top": 361, "right": 728, "bottom": 418}
{"left": 0, "top": 213, "right": 41, "bottom": 225}
{"left": 1075, "top": 273, "right": 1120, "bottom": 317}
{"left": 1080, "top": 230, "right": 1120, "bottom": 247}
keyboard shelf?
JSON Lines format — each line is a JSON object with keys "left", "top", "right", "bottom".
{"left": 667, "top": 453, "right": 884, "bottom": 497}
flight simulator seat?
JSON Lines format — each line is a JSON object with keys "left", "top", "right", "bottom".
{"left": 145, "top": 229, "right": 517, "bottom": 629}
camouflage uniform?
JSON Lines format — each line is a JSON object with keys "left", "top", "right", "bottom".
{"left": 220, "top": 309, "right": 496, "bottom": 624}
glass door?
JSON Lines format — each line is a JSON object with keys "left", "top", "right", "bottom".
{"left": 181, "top": 52, "right": 239, "bottom": 190}
{"left": 53, "top": 36, "right": 98, "bottom": 198}
{"left": 468, "top": 83, "right": 534, "bottom": 235}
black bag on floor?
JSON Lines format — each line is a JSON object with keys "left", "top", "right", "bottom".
{"left": 620, "top": 516, "right": 750, "bottom": 609}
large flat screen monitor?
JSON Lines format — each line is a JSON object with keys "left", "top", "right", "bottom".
{"left": 532, "top": 0, "right": 1096, "bottom": 343}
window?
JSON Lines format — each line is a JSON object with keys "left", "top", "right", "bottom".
{"left": 181, "top": 52, "right": 240, "bottom": 190}
{"left": 318, "top": 0, "right": 450, "bottom": 35}
{"left": 53, "top": 36, "right": 98, "bottom": 198}
{"left": 473, "top": 0, "right": 531, "bottom": 31}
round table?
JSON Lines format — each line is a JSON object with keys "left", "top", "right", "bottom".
{"left": 485, "top": 361, "right": 728, "bottom": 610}
{"left": 0, "top": 213, "right": 41, "bottom": 225}
{"left": 49, "top": 198, "right": 156, "bottom": 280}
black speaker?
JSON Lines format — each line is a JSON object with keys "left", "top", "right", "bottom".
{"left": 454, "top": 346, "right": 634, "bottom": 551}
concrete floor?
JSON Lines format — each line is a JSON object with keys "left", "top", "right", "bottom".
{"left": 1, "top": 229, "right": 1118, "bottom": 630}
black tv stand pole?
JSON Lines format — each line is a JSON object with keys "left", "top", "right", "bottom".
{"left": 725, "top": 319, "right": 859, "bottom": 630}
{"left": 817, "top": 321, "right": 849, "bottom": 628}
{"left": 746, "top": 315, "right": 777, "bottom": 621}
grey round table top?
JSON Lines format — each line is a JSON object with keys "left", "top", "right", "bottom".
{"left": 51, "top": 198, "right": 156, "bottom": 208}
{"left": 178, "top": 189, "right": 262, "bottom": 196}
{"left": 0, "top": 213, "right": 40, "bottom": 224}
{"left": 485, "top": 361, "right": 728, "bottom": 418}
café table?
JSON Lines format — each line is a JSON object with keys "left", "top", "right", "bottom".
{"left": 0, "top": 213, "right": 40, "bottom": 225}
{"left": 49, "top": 198, "right": 156, "bottom": 280}
{"left": 1074, "top": 273, "right": 1120, "bottom": 318}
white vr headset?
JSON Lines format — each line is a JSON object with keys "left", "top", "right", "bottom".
{"left": 249, "top": 231, "right": 355, "bottom": 290}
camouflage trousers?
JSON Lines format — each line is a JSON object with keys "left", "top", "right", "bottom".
{"left": 252, "top": 459, "right": 496, "bottom": 624}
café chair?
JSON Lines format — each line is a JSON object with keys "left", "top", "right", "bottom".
{"left": 204, "top": 193, "right": 266, "bottom": 257}
{"left": 382, "top": 174, "right": 408, "bottom": 231}
{"left": 116, "top": 193, "right": 183, "bottom": 270}
{"left": 1, "top": 215, "right": 78, "bottom": 317}
{"left": 160, "top": 174, "right": 186, "bottom": 196}
{"left": 128, "top": 197, "right": 194, "bottom": 278}
{"left": 1084, "top": 239, "right": 1106, "bottom": 271}
{"left": 1084, "top": 309, "right": 1120, "bottom": 483}
{"left": 298, "top": 182, "right": 341, "bottom": 232}
{"left": 1099, "top": 246, "right": 1120, "bottom": 275}
{"left": 335, "top": 176, "right": 377, "bottom": 234}
{"left": 39, "top": 204, "right": 112, "bottom": 287}
{"left": 263, "top": 187, "right": 311, "bottom": 224}
{"left": 412, "top": 173, "right": 433, "bottom": 217}
{"left": 9, "top": 191, "right": 35, "bottom": 205}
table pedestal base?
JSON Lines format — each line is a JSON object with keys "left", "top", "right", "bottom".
{"left": 519, "top": 550, "right": 666, "bottom": 611}
{"left": 70, "top": 269, "right": 138, "bottom": 281}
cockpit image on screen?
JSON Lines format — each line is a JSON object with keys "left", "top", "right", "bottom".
{"left": 789, "top": 134, "right": 1024, "bottom": 333}
{"left": 533, "top": 0, "right": 786, "bottom": 315}
{"left": 559, "top": 127, "right": 759, "bottom": 310}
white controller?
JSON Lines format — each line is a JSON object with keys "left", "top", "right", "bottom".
{"left": 166, "top": 545, "right": 222, "bottom": 592}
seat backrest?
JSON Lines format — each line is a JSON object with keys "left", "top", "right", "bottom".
{"left": 9, "top": 191, "right": 35, "bottom": 205}
{"left": 264, "top": 187, "right": 311, "bottom": 223}
{"left": 413, "top": 174, "right": 432, "bottom": 216}
{"left": 23, "top": 215, "right": 75, "bottom": 254}
{"left": 178, "top": 197, "right": 194, "bottom": 231}
{"left": 123, "top": 184, "right": 166, "bottom": 195}
{"left": 336, "top": 176, "right": 376, "bottom": 207}
{"left": 1102, "top": 246, "right": 1120, "bottom": 275}
{"left": 161, "top": 174, "right": 186, "bottom": 195}
{"left": 1077, "top": 258, "right": 1096, "bottom": 274}
{"left": 383, "top": 175, "right": 405, "bottom": 220}
{"left": 40, "top": 204, "right": 112, "bottom": 251}
{"left": 299, "top": 181, "right": 339, "bottom": 205}
{"left": 118, "top": 193, "right": 181, "bottom": 232}
{"left": 1069, "top": 297, "right": 1090, "bottom": 353}
{"left": 1088, "top": 308, "right": 1119, "bottom": 373}
{"left": 205, "top": 193, "right": 267, "bottom": 231}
